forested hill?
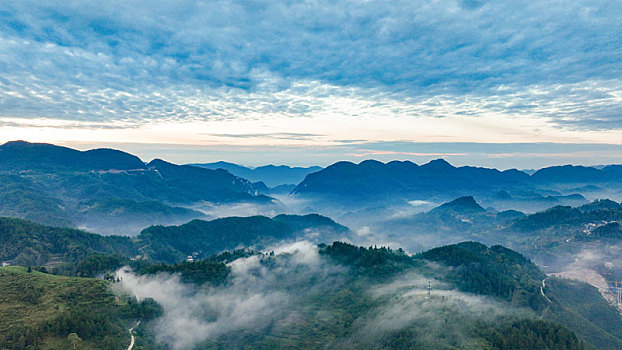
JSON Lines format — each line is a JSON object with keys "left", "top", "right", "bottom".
{"left": 0, "top": 213, "right": 352, "bottom": 274}
{"left": 1, "top": 213, "right": 620, "bottom": 349}
{"left": 0, "top": 217, "right": 136, "bottom": 270}
{"left": 137, "top": 214, "right": 351, "bottom": 263}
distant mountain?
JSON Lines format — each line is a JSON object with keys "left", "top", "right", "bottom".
{"left": 293, "top": 159, "right": 531, "bottom": 205}
{"left": 509, "top": 205, "right": 621, "bottom": 232}
{"left": 429, "top": 196, "right": 485, "bottom": 214}
{"left": 496, "top": 209, "right": 527, "bottom": 223}
{"left": 376, "top": 196, "right": 497, "bottom": 250}
{"left": 485, "top": 190, "right": 589, "bottom": 213}
{"left": 532, "top": 164, "right": 622, "bottom": 183}
{"left": 0, "top": 140, "right": 144, "bottom": 171}
{"left": 190, "top": 161, "right": 322, "bottom": 187}
{"left": 146, "top": 158, "right": 264, "bottom": 203}
{"left": 577, "top": 199, "right": 622, "bottom": 212}
{"left": 293, "top": 159, "right": 621, "bottom": 209}
{"left": 272, "top": 213, "right": 349, "bottom": 233}
{"left": 0, "top": 141, "right": 272, "bottom": 233}
{"left": 75, "top": 198, "right": 207, "bottom": 235}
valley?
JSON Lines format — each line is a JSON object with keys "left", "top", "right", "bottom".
{"left": 1, "top": 141, "right": 622, "bottom": 349}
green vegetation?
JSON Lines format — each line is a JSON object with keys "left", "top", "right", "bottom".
{"left": 482, "top": 320, "right": 586, "bottom": 350}
{"left": 320, "top": 241, "right": 418, "bottom": 278}
{"left": 138, "top": 216, "right": 292, "bottom": 263}
{"left": 419, "top": 242, "right": 546, "bottom": 309}
{"left": 511, "top": 205, "right": 622, "bottom": 233}
{"left": 73, "top": 254, "right": 129, "bottom": 277}
{"left": 543, "top": 277, "right": 622, "bottom": 350}
{"left": 0, "top": 141, "right": 270, "bottom": 234}
{"left": 0, "top": 217, "right": 137, "bottom": 269}
{"left": 0, "top": 175, "right": 73, "bottom": 228}
{"left": 139, "top": 260, "right": 230, "bottom": 285}
{"left": 273, "top": 214, "right": 349, "bottom": 234}
{"left": 168, "top": 242, "right": 590, "bottom": 350}
{"left": 0, "top": 266, "right": 160, "bottom": 350}
{"left": 137, "top": 214, "right": 350, "bottom": 263}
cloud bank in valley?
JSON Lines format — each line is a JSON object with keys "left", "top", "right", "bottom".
{"left": 116, "top": 241, "right": 345, "bottom": 349}
{"left": 116, "top": 241, "right": 529, "bottom": 349}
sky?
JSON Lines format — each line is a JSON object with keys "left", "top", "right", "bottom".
{"left": 0, "top": 0, "right": 621, "bottom": 168}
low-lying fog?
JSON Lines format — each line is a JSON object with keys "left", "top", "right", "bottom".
{"left": 116, "top": 241, "right": 527, "bottom": 349}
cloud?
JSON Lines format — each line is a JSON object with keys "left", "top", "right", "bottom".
{"left": 116, "top": 241, "right": 530, "bottom": 349}
{"left": 0, "top": 0, "right": 620, "bottom": 131}
{"left": 117, "top": 269, "right": 288, "bottom": 349}
{"left": 337, "top": 273, "right": 528, "bottom": 348}
{"left": 116, "top": 241, "right": 348, "bottom": 349}
{"left": 202, "top": 132, "right": 324, "bottom": 141}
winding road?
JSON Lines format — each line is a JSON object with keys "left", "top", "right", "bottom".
{"left": 127, "top": 320, "right": 141, "bottom": 350}
{"left": 541, "top": 278, "right": 552, "bottom": 303}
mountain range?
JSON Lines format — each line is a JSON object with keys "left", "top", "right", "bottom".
{"left": 1, "top": 139, "right": 622, "bottom": 349}
{"left": 0, "top": 141, "right": 272, "bottom": 234}
{"left": 189, "top": 161, "right": 322, "bottom": 187}
{"left": 293, "top": 159, "right": 622, "bottom": 211}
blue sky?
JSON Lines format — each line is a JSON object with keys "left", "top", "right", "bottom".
{"left": 0, "top": 0, "right": 621, "bottom": 167}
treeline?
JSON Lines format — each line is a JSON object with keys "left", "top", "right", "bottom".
{"left": 511, "top": 204, "right": 622, "bottom": 233}
{"left": 418, "top": 241, "right": 546, "bottom": 309}
{"left": 319, "top": 241, "right": 546, "bottom": 310}
{"left": 0, "top": 217, "right": 137, "bottom": 267}
{"left": 319, "top": 241, "right": 419, "bottom": 278}
{"left": 139, "top": 259, "right": 230, "bottom": 285}
{"left": 484, "top": 320, "right": 586, "bottom": 350}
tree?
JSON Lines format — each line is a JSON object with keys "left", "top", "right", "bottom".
{"left": 67, "top": 332, "right": 81, "bottom": 350}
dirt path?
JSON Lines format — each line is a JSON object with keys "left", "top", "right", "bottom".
{"left": 127, "top": 320, "right": 141, "bottom": 350}
{"left": 540, "top": 278, "right": 552, "bottom": 303}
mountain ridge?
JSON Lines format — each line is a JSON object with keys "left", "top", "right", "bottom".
{"left": 189, "top": 161, "right": 322, "bottom": 187}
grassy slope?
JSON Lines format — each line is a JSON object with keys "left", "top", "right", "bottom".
{"left": 0, "top": 266, "right": 133, "bottom": 350}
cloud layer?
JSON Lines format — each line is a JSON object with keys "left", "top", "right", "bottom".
{"left": 0, "top": 0, "right": 620, "bottom": 130}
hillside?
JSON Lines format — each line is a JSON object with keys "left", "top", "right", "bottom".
{"left": 0, "top": 217, "right": 137, "bottom": 272}
{"left": 0, "top": 266, "right": 159, "bottom": 350}
{"left": 544, "top": 277, "right": 622, "bottom": 350}
{"left": 2, "top": 211, "right": 619, "bottom": 349}
{"left": 0, "top": 214, "right": 352, "bottom": 272}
